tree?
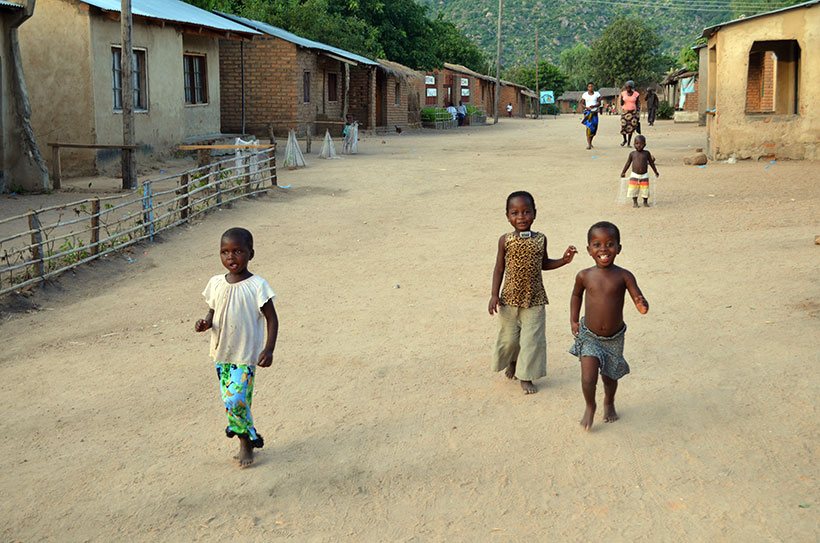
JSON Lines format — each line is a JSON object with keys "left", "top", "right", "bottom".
{"left": 428, "top": 15, "right": 486, "bottom": 72}
{"left": 559, "top": 43, "right": 593, "bottom": 90}
{"left": 504, "top": 61, "right": 567, "bottom": 97}
{"left": 588, "top": 16, "right": 668, "bottom": 87}
{"left": 729, "top": 0, "right": 803, "bottom": 18}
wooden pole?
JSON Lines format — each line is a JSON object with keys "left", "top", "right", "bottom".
{"left": 214, "top": 164, "right": 222, "bottom": 207}
{"left": 535, "top": 28, "right": 539, "bottom": 119}
{"left": 493, "top": 0, "right": 503, "bottom": 124}
{"left": 90, "top": 198, "right": 100, "bottom": 255}
{"left": 121, "top": 0, "right": 137, "bottom": 190}
{"left": 343, "top": 64, "right": 350, "bottom": 120}
{"left": 270, "top": 148, "right": 277, "bottom": 187}
{"left": 179, "top": 173, "right": 190, "bottom": 222}
{"left": 28, "top": 211, "right": 44, "bottom": 279}
{"left": 51, "top": 145, "right": 61, "bottom": 190}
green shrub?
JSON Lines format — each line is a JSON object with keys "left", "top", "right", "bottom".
{"left": 544, "top": 104, "right": 560, "bottom": 116}
{"left": 657, "top": 102, "right": 675, "bottom": 120}
{"left": 465, "top": 104, "right": 484, "bottom": 116}
{"left": 421, "top": 107, "right": 451, "bottom": 122}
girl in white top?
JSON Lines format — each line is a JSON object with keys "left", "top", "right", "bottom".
{"left": 196, "top": 227, "right": 278, "bottom": 468}
{"left": 580, "top": 82, "right": 602, "bottom": 150}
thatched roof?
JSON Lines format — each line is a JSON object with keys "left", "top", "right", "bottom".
{"left": 377, "top": 59, "right": 424, "bottom": 81}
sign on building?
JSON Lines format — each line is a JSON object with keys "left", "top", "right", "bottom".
{"left": 425, "top": 75, "right": 435, "bottom": 85}
{"left": 540, "top": 90, "right": 555, "bottom": 105}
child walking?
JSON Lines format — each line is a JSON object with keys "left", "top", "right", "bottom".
{"left": 195, "top": 227, "right": 279, "bottom": 467}
{"left": 620, "top": 135, "right": 659, "bottom": 208}
{"left": 569, "top": 222, "right": 648, "bottom": 430}
{"left": 489, "top": 191, "right": 577, "bottom": 394}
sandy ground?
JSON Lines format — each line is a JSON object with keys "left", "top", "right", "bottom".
{"left": 1, "top": 117, "right": 818, "bottom": 542}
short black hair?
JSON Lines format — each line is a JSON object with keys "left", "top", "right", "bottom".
{"left": 221, "top": 227, "right": 253, "bottom": 250}
{"left": 635, "top": 134, "right": 646, "bottom": 143}
{"left": 587, "top": 82, "right": 594, "bottom": 86}
{"left": 506, "top": 190, "right": 536, "bottom": 211}
{"left": 587, "top": 221, "right": 620, "bottom": 244}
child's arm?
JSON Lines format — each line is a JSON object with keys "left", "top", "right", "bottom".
{"left": 624, "top": 270, "right": 649, "bottom": 314}
{"left": 620, "top": 152, "right": 633, "bottom": 177}
{"left": 542, "top": 240, "right": 577, "bottom": 270}
{"left": 195, "top": 309, "right": 214, "bottom": 332}
{"left": 570, "top": 271, "right": 586, "bottom": 336}
{"left": 488, "top": 235, "right": 506, "bottom": 315}
{"left": 257, "top": 299, "right": 279, "bottom": 367}
{"left": 648, "top": 152, "right": 659, "bottom": 177}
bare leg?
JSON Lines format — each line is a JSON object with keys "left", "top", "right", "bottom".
{"left": 237, "top": 436, "right": 254, "bottom": 468}
{"left": 505, "top": 360, "right": 517, "bottom": 379}
{"left": 602, "top": 375, "right": 619, "bottom": 423}
{"left": 520, "top": 380, "right": 537, "bottom": 394}
{"left": 580, "top": 356, "right": 599, "bottom": 430}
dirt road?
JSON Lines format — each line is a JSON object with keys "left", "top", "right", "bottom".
{"left": 2, "top": 117, "right": 817, "bottom": 541}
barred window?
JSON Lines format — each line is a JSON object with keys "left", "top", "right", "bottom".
{"left": 184, "top": 54, "right": 208, "bottom": 105}
{"left": 112, "top": 47, "right": 147, "bottom": 111}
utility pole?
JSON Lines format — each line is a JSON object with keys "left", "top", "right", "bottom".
{"left": 493, "top": 0, "right": 503, "bottom": 124}
{"left": 121, "top": 0, "right": 137, "bottom": 190}
{"left": 535, "top": 28, "right": 539, "bottom": 119}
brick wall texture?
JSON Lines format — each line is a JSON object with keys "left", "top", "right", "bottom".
{"left": 746, "top": 51, "right": 776, "bottom": 113}
{"left": 220, "top": 36, "right": 374, "bottom": 136}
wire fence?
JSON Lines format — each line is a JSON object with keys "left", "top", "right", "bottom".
{"left": 0, "top": 147, "right": 276, "bottom": 297}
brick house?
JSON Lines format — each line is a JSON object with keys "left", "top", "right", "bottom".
{"left": 418, "top": 63, "right": 495, "bottom": 114}
{"left": 216, "top": 12, "right": 379, "bottom": 137}
{"left": 18, "top": 0, "right": 257, "bottom": 178}
{"left": 701, "top": 0, "right": 819, "bottom": 160}
{"left": 500, "top": 80, "right": 538, "bottom": 118}
{"left": 376, "top": 59, "right": 423, "bottom": 130}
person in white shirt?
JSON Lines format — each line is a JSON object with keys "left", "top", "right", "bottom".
{"left": 196, "top": 227, "right": 279, "bottom": 468}
{"left": 456, "top": 101, "right": 467, "bottom": 126}
{"left": 506, "top": 102, "right": 513, "bottom": 117}
{"left": 580, "top": 82, "right": 602, "bottom": 150}
{"left": 446, "top": 103, "right": 458, "bottom": 121}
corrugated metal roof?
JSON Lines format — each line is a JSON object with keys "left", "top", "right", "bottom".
{"left": 216, "top": 11, "right": 376, "bottom": 66}
{"left": 0, "top": 1, "right": 23, "bottom": 9}
{"left": 702, "top": 0, "right": 819, "bottom": 37}
{"left": 78, "top": 0, "right": 260, "bottom": 35}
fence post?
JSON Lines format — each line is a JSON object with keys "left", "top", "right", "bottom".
{"left": 51, "top": 145, "right": 62, "bottom": 190}
{"left": 270, "top": 146, "right": 277, "bottom": 187}
{"left": 142, "top": 182, "right": 155, "bottom": 242}
{"left": 244, "top": 155, "right": 252, "bottom": 195}
{"left": 179, "top": 173, "right": 189, "bottom": 223}
{"left": 90, "top": 198, "right": 100, "bottom": 256}
{"left": 214, "top": 163, "right": 223, "bottom": 208}
{"left": 27, "top": 211, "right": 45, "bottom": 279}
{"left": 305, "top": 124, "right": 312, "bottom": 154}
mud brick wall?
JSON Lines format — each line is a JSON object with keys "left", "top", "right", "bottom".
{"left": 745, "top": 51, "right": 775, "bottom": 113}
{"left": 219, "top": 36, "right": 298, "bottom": 136}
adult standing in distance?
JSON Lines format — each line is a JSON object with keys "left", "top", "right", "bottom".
{"left": 580, "top": 82, "right": 602, "bottom": 150}
{"left": 645, "top": 88, "right": 659, "bottom": 127}
{"left": 619, "top": 80, "right": 641, "bottom": 147}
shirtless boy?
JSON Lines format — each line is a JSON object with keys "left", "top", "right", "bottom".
{"left": 620, "top": 135, "right": 659, "bottom": 208}
{"left": 569, "top": 222, "right": 648, "bottom": 431}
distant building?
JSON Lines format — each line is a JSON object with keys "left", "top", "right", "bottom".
{"left": 216, "top": 12, "right": 377, "bottom": 137}
{"left": 556, "top": 87, "right": 619, "bottom": 114}
{"left": 701, "top": 0, "right": 819, "bottom": 160}
{"left": 19, "top": 0, "right": 257, "bottom": 177}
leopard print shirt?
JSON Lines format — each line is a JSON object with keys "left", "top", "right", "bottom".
{"left": 500, "top": 232, "right": 548, "bottom": 308}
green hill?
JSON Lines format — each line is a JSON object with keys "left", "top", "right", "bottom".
{"left": 419, "top": 0, "right": 733, "bottom": 70}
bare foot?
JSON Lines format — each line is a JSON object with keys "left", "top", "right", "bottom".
{"left": 581, "top": 404, "right": 596, "bottom": 431}
{"left": 505, "top": 360, "right": 517, "bottom": 380}
{"left": 237, "top": 437, "right": 254, "bottom": 468}
{"left": 586, "top": 145, "right": 592, "bottom": 150}
{"left": 643, "top": 201, "right": 651, "bottom": 207}
{"left": 603, "top": 403, "right": 619, "bottom": 423}
{"left": 520, "top": 380, "right": 537, "bottom": 394}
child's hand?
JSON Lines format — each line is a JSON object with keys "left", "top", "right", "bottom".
{"left": 194, "top": 318, "right": 212, "bottom": 332}
{"left": 488, "top": 295, "right": 500, "bottom": 315}
{"left": 257, "top": 348, "right": 273, "bottom": 367}
{"left": 562, "top": 246, "right": 578, "bottom": 264}
{"left": 655, "top": 173, "right": 660, "bottom": 179}
{"left": 634, "top": 295, "right": 649, "bottom": 314}
{"left": 571, "top": 321, "right": 580, "bottom": 336}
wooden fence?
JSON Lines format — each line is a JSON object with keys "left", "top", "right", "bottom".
{"left": 0, "top": 147, "right": 276, "bottom": 297}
